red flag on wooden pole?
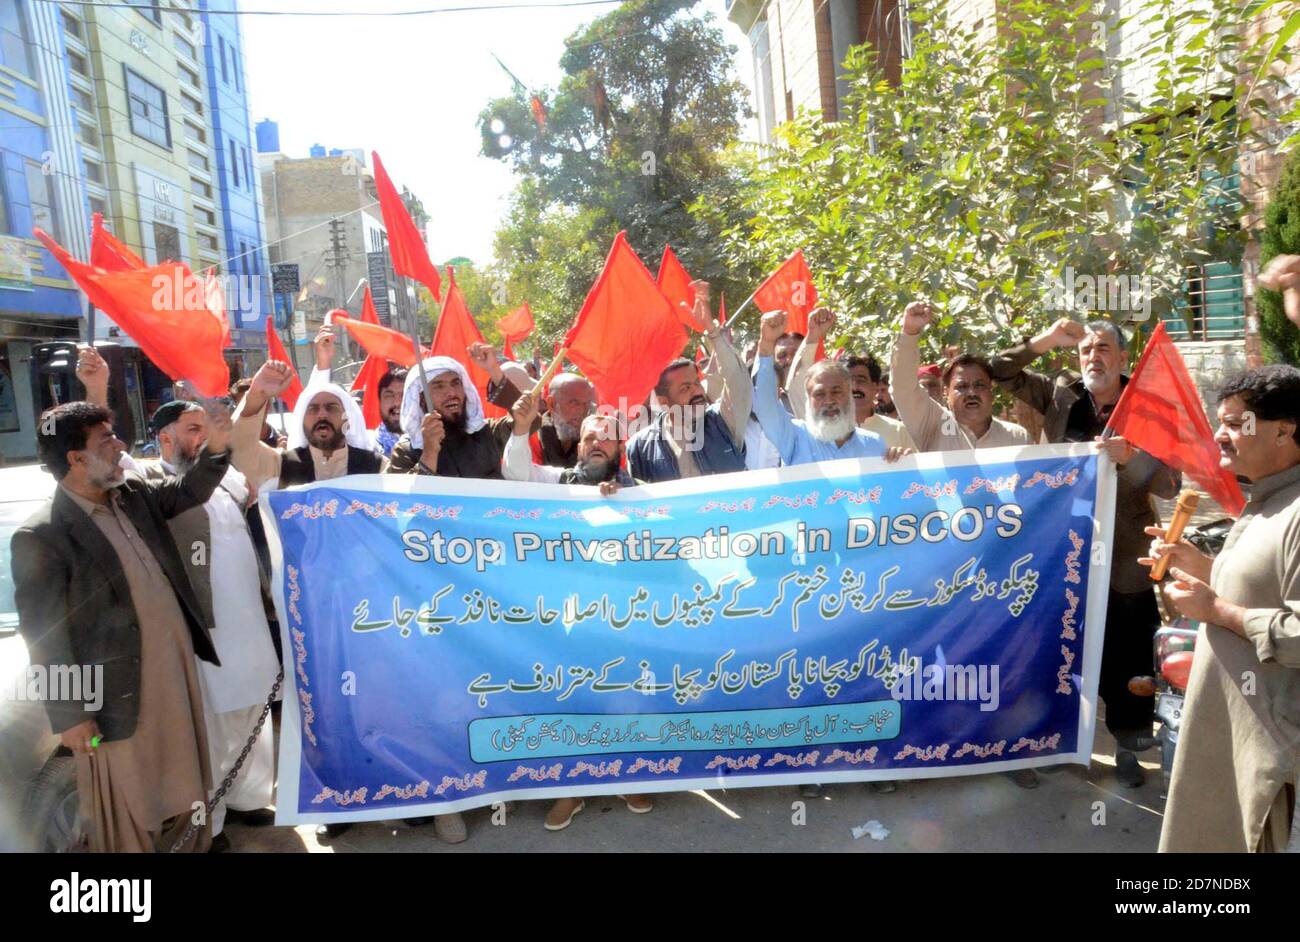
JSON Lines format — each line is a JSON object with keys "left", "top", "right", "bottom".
{"left": 431, "top": 267, "right": 505, "bottom": 418}
{"left": 333, "top": 310, "right": 420, "bottom": 367}
{"left": 35, "top": 228, "right": 229, "bottom": 396}
{"left": 1105, "top": 322, "right": 1246, "bottom": 516}
{"left": 563, "top": 231, "right": 686, "bottom": 410}
{"left": 371, "top": 151, "right": 442, "bottom": 302}
{"left": 264, "top": 316, "right": 304, "bottom": 409}
{"left": 753, "top": 249, "right": 818, "bottom": 335}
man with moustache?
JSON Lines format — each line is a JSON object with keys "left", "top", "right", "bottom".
{"left": 1146, "top": 366, "right": 1300, "bottom": 851}
{"left": 626, "top": 280, "right": 751, "bottom": 482}
{"left": 230, "top": 360, "right": 384, "bottom": 489}
{"left": 786, "top": 310, "right": 916, "bottom": 451}
{"left": 309, "top": 321, "right": 406, "bottom": 457}
{"left": 889, "top": 302, "right": 1032, "bottom": 452}
{"left": 11, "top": 398, "right": 232, "bottom": 852}
{"left": 386, "top": 344, "right": 529, "bottom": 479}
{"left": 500, "top": 390, "right": 655, "bottom": 830}
{"left": 990, "top": 317, "right": 1180, "bottom": 788}
{"left": 138, "top": 400, "right": 279, "bottom": 851}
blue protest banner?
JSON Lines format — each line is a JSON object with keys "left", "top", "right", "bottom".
{"left": 263, "top": 444, "right": 1115, "bottom": 823}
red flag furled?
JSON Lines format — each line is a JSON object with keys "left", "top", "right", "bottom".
{"left": 349, "top": 287, "right": 388, "bottom": 428}
{"left": 264, "top": 315, "right": 304, "bottom": 410}
{"left": 371, "top": 151, "right": 442, "bottom": 301}
{"left": 656, "top": 245, "right": 697, "bottom": 329}
{"left": 1105, "top": 322, "right": 1246, "bottom": 516}
{"left": 333, "top": 311, "right": 419, "bottom": 367}
{"left": 753, "top": 249, "right": 818, "bottom": 335}
{"left": 497, "top": 302, "right": 535, "bottom": 362}
{"left": 35, "top": 228, "right": 229, "bottom": 396}
{"left": 431, "top": 267, "right": 505, "bottom": 418}
{"left": 90, "top": 212, "right": 146, "bottom": 271}
{"left": 563, "top": 231, "right": 687, "bottom": 410}
{"left": 718, "top": 292, "right": 726, "bottom": 327}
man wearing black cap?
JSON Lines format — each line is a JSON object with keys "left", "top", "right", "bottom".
{"left": 136, "top": 398, "right": 281, "bottom": 851}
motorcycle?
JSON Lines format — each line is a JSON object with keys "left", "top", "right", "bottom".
{"left": 1149, "top": 516, "right": 1233, "bottom": 798}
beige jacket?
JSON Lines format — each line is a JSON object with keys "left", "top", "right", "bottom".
{"left": 1159, "top": 463, "right": 1300, "bottom": 852}
{"left": 889, "top": 330, "right": 1030, "bottom": 452}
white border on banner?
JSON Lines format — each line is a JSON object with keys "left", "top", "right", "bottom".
{"left": 262, "top": 442, "right": 1116, "bottom": 823}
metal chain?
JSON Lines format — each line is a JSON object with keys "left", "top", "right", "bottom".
{"left": 168, "top": 667, "right": 285, "bottom": 853}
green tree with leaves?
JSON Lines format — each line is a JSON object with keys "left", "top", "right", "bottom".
{"left": 713, "top": 0, "right": 1270, "bottom": 359}
{"left": 1257, "top": 146, "right": 1300, "bottom": 364}
{"left": 479, "top": 0, "right": 755, "bottom": 342}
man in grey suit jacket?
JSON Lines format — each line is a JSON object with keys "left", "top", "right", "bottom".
{"left": 11, "top": 400, "right": 231, "bottom": 851}
{"left": 990, "top": 318, "right": 1181, "bottom": 788}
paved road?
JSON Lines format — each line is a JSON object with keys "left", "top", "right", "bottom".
{"left": 226, "top": 728, "right": 1170, "bottom": 852}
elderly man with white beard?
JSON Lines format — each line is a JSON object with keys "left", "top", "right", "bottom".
{"left": 753, "top": 311, "right": 913, "bottom": 466}
{"left": 532, "top": 373, "right": 596, "bottom": 469}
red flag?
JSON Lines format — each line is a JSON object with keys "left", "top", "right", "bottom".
{"left": 348, "top": 287, "right": 389, "bottom": 427}
{"left": 1105, "top": 322, "right": 1246, "bottom": 516}
{"left": 90, "top": 213, "right": 145, "bottom": 271}
{"left": 371, "top": 151, "right": 441, "bottom": 301}
{"left": 264, "top": 316, "right": 304, "bottom": 410}
{"left": 351, "top": 353, "right": 386, "bottom": 429}
{"left": 498, "top": 302, "right": 535, "bottom": 345}
{"left": 563, "top": 231, "right": 687, "bottom": 410}
{"left": 35, "top": 229, "right": 228, "bottom": 396}
{"left": 656, "top": 246, "right": 698, "bottom": 329}
{"left": 431, "top": 267, "right": 505, "bottom": 418}
{"left": 753, "top": 249, "right": 818, "bottom": 335}
{"left": 333, "top": 311, "right": 419, "bottom": 367}
{"left": 497, "top": 302, "right": 535, "bottom": 362}
{"left": 529, "top": 94, "right": 548, "bottom": 133}
{"left": 718, "top": 292, "right": 726, "bottom": 327}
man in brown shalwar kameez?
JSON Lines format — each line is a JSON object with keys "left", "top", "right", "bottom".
{"left": 1143, "top": 365, "right": 1300, "bottom": 852}
{"left": 12, "top": 400, "right": 233, "bottom": 852}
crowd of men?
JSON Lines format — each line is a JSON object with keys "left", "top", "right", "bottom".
{"left": 11, "top": 268, "right": 1300, "bottom": 854}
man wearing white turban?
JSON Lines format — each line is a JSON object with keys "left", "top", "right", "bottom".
{"left": 230, "top": 360, "right": 386, "bottom": 489}
{"left": 387, "top": 343, "right": 535, "bottom": 479}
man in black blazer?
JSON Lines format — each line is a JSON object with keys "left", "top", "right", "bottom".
{"left": 11, "top": 399, "right": 232, "bottom": 851}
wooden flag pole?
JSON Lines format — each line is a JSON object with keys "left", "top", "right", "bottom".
{"left": 537, "top": 347, "right": 568, "bottom": 389}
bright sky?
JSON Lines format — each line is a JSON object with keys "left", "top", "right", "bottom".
{"left": 242, "top": 0, "right": 756, "bottom": 266}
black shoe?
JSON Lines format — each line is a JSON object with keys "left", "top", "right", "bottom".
{"left": 1115, "top": 750, "right": 1146, "bottom": 788}
{"left": 208, "top": 832, "right": 231, "bottom": 854}
{"left": 799, "top": 783, "right": 823, "bottom": 798}
{"left": 226, "top": 808, "right": 276, "bottom": 827}
{"left": 315, "top": 822, "right": 353, "bottom": 841}
{"left": 868, "top": 780, "right": 897, "bottom": 794}
{"left": 1003, "top": 768, "right": 1039, "bottom": 789}
{"left": 405, "top": 816, "right": 433, "bottom": 827}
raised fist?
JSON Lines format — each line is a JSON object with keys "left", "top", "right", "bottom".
{"left": 806, "top": 308, "right": 836, "bottom": 343}
{"left": 901, "top": 301, "right": 934, "bottom": 337}
{"left": 758, "top": 310, "right": 789, "bottom": 356}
